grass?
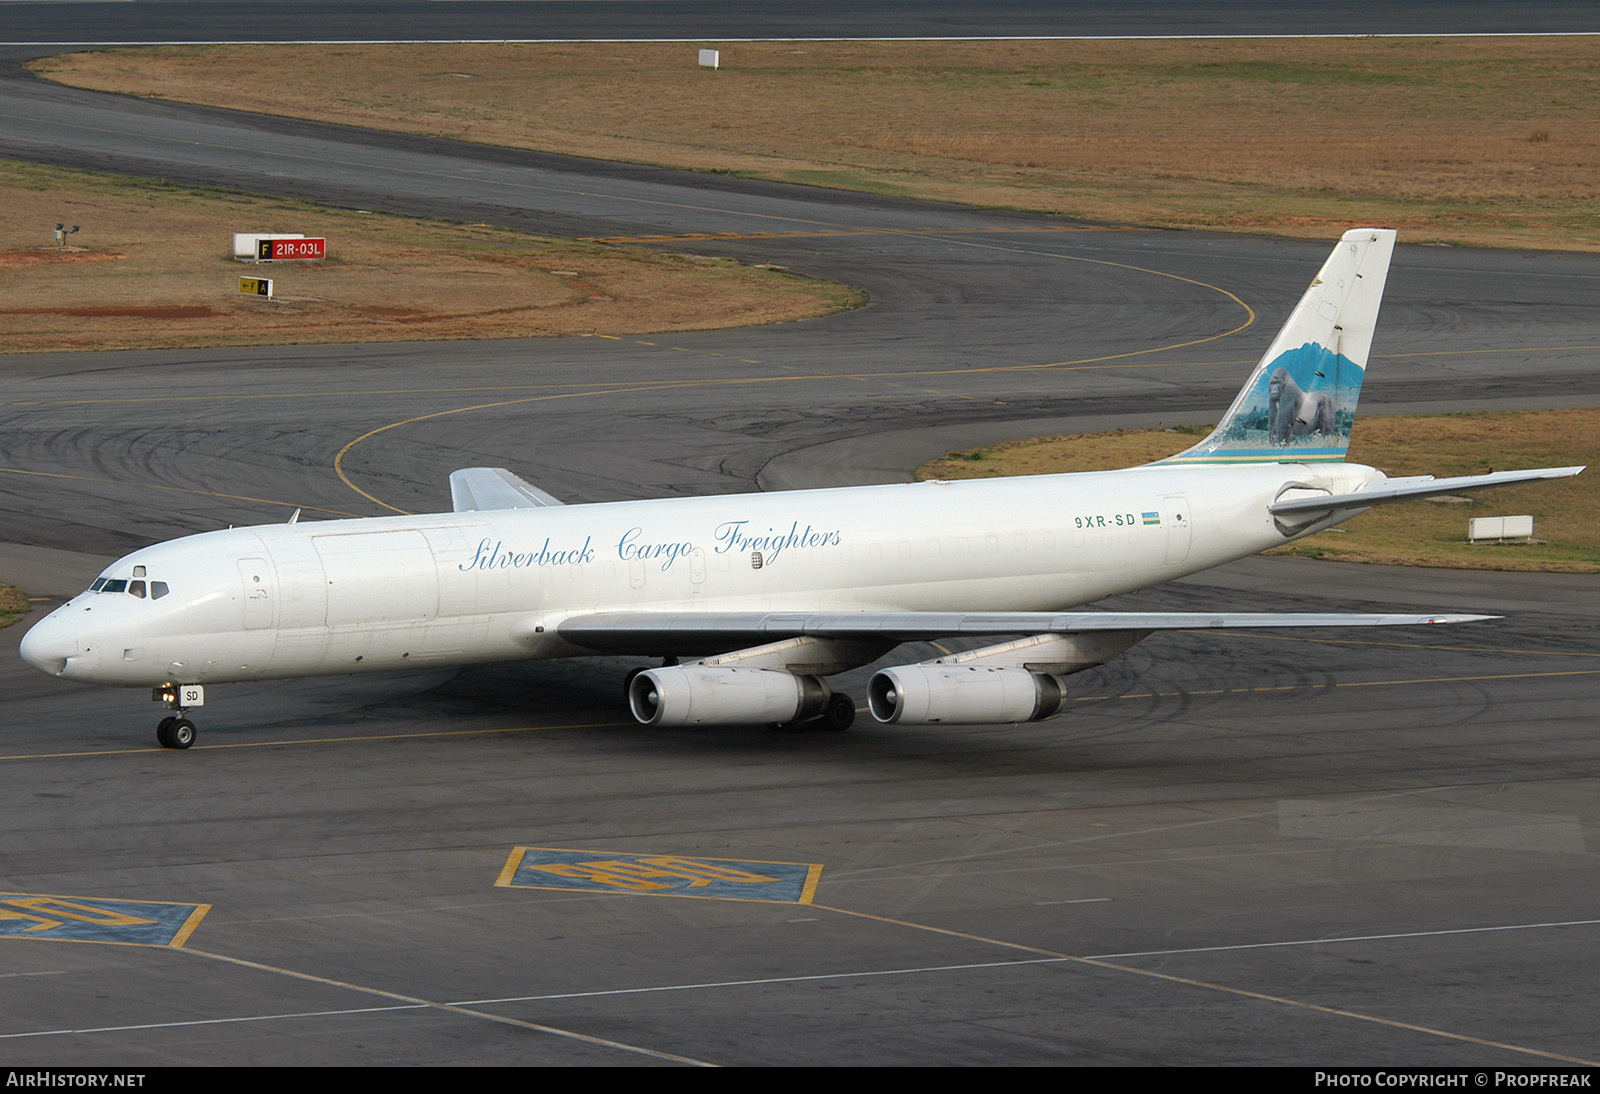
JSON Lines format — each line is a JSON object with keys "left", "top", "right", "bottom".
{"left": 918, "top": 409, "right": 1598, "bottom": 572}
{"left": 0, "top": 585, "right": 29, "bottom": 628}
{"left": 28, "top": 37, "right": 1600, "bottom": 251}
{"left": 0, "top": 159, "right": 863, "bottom": 353}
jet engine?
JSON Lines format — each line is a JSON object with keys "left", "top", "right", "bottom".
{"left": 628, "top": 665, "right": 831, "bottom": 727}
{"left": 867, "top": 665, "right": 1065, "bottom": 725}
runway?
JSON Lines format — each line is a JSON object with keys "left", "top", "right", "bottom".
{"left": 4, "top": 0, "right": 1597, "bottom": 46}
{"left": 2, "top": 5, "right": 1599, "bottom": 1067}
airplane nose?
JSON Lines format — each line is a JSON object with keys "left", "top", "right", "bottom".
{"left": 19, "top": 614, "right": 79, "bottom": 676}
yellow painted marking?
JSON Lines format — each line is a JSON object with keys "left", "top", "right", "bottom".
{"left": 797, "top": 864, "right": 824, "bottom": 906}
{"left": 169, "top": 904, "right": 209, "bottom": 948}
{"left": 0, "top": 897, "right": 154, "bottom": 932}
{"left": 0, "top": 466, "right": 363, "bottom": 518}
{"left": 499, "top": 847, "right": 823, "bottom": 905}
{"left": 524, "top": 858, "right": 779, "bottom": 891}
{"left": 0, "top": 720, "right": 633, "bottom": 762}
{"left": 811, "top": 903, "right": 1600, "bottom": 1067}
{"left": 0, "top": 893, "right": 210, "bottom": 949}
{"left": 327, "top": 243, "right": 1256, "bottom": 509}
{"left": 0, "top": 906, "right": 69, "bottom": 933}
{"left": 332, "top": 380, "right": 714, "bottom": 513}
{"left": 493, "top": 851, "right": 524, "bottom": 888}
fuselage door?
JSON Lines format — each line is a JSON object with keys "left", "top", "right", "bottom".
{"left": 237, "top": 557, "right": 276, "bottom": 630}
{"left": 690, "top": 547, "right": 706, "bottom": 595}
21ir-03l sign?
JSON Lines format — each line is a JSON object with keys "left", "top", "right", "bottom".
{"left": 256, "top": 237, "right": 325, "bottom": 261}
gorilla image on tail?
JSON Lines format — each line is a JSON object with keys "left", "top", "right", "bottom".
{"left": 1268, "top": 367, "right": 1336, "bottom": 446}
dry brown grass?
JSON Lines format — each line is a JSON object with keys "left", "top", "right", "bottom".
{"left": 0, "top": 584, "right": 29, "bottom": 628}
{"left": 0, "top": 160, "right": 861, "bottom": 352}
{"left": 30, "top": 37, "right": 1600, "bottom": 250}
{"left": 919, "top": 409, "right": 1598, "bottom": 572}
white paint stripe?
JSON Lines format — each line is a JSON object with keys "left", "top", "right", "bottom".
{"left": 1089, "top": 917, "right": 1600, "bottom": 960}
{"left": 6, "top": 916, "right": 1596, "bottom": 1040}
{"left": 1034, "top": 898, "right": 1113, "bottom": 905}
{"left": 459, "top": 916, "right": 1600, "bottom": 1001}
{"left": 0, "top": 1004, "right": 423, "bottom": 1039}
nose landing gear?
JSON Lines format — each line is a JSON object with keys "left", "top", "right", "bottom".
{"left": 156, "top": 716, "right": 197, "bottom": 749}
{"left": 152, "top": 684, "right": 204, "bottom": 749}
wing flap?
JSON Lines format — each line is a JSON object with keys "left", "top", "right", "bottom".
{"left": 555, "top": 610, "right": 1495, "bottom": 653}
{"left": 449, "top": 467, "right": 564, "bottom": 512}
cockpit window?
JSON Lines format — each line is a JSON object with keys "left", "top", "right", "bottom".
{"left": 88, "top": 575, "right": 165, "bottom": 597}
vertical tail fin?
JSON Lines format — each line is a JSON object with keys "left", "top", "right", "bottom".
{"left": 1161, "top": 228, "right": 1396, "bottom": 465}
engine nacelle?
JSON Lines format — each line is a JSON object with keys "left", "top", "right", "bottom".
{"left": 628, "top": 665, "right": 831, "bottom": 727}
{"left": 867, "top": 665, "right": 1065, "bottom": 725}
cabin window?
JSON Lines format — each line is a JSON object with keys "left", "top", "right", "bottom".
{"left": 133, "top": 565, "right": 146, "bottom": 577}
{"left": 102, "top": 579, "right": 127, "bottom": 594}
{"left": 151, "top": 581, "right": 170, "bottom": 600}
{"left": 90, "top": 578, "right": 108, "bottom": 592}
{"left": 128, "top": 580, "right": 146, "bottom": 599}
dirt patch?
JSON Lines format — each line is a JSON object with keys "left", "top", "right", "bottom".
{"left": 29, "top": 37, "right": 1600, "bottom": 251}
{"left": 0, "top": 248, "right": 126, "bottom": 267}
{"left": 0, "top": 160, "right": 863, "bottom": 353}
{"left": 3, "top": 304, "right": 218, "bottom": 319}
{"left": 0, "top": 584, "right": 28, "bottom": 629}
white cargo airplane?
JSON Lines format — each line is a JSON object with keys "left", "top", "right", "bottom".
{"left": 19, "top": 229, "right": 1583, "bottom": 749}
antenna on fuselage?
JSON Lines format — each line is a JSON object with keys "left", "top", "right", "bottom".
{"left": 287, "top": 508, "right": 301, "bottom": 525}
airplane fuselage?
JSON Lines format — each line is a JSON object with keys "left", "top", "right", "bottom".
{"left": 25, "top": 460, "right": 1375, "bottom": 689}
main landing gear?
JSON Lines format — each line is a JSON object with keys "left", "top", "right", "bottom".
{"left": 775, "top": 692, "right": 857, "bottom": 733}
{"left": 152, "top": 683, "right": 204, "bottom": 749}
{"left": 821, "top": 692, "right": 857, "bottom": 732}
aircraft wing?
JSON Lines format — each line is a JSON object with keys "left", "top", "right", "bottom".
{"left": 449, "top": 467, "right": 565, "bottom": 512}
{"left": 555, "top": 610, "right": 1493, "bottom": 652}
{"left": 1269, "top": 466, "right": 1584, "bottom": 517}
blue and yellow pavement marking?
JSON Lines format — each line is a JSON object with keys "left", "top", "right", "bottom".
{"left": 0, "top": 892, "right": 208, "bottom": 947}
{"left": 497, "top": 847, "right": 822, "bottom": 904}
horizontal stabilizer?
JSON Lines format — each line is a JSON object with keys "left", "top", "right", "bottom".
{"left": 1269, "top": 465, "right": 1585, "bottom": 517}
{"left": 449, "top": 467, "right": 564, "bottom": 512}
{"left": 556, "top": 610, "right": 1495, "bottom": 653}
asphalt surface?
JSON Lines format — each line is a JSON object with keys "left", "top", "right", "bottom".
{"left": 1, "top": 6, "right": 1598, "bottom": 1068}
{"left": 4, "top": 0, "right": 1597, "bottom": 45}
